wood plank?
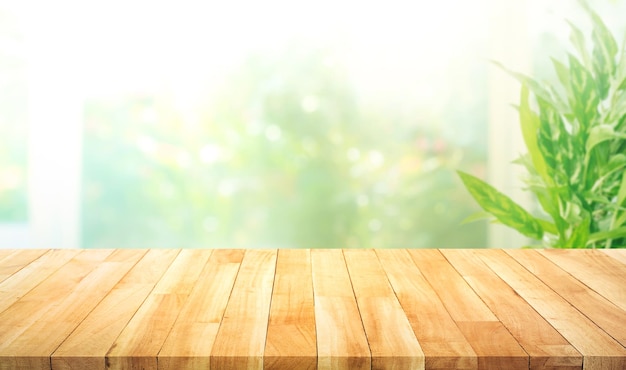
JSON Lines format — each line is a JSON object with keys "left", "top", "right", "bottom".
{"left": 106, "top": 249, "right": 210, "bottom": 370}
{"left": 539, "top": 249, "right": 626, "bottom": 312}
{"left": 0, "top": 249, "right": 79, "bottom": 315}
{"left": 158, "top": 249, "right": 244, "bottom": 370}
{"left": 311, "top": 248, "right": 357, "bottom": 297}
{"left": 51, "top": 249, "right": 178, "bottom": 370}
{"left": 408, "top": 249, "right": 528, "bottom": 370}
{"left": 0, "top": 249, "right": 47, "bottom": 283}
{"left": 1, "top": 250, "right": 146, "bottom": 370}
{"left": 0, "top": 248, "right": 622, "bottom": 368}
{"left": 0, "top": 249, "right": 109, "bottom": 329}
{"left": 507, "top": 249, "right": 626, "bottom": 348}
{"left": 0, "top": 249, "right": 15, "bottom": 260}
{"left": 376, "top": 249, "right": 477, "bottom": 369}
{"left": 478, "top": 249, "right": 626, "bottom": 370}
{"left": 442, "top": 249, "right": 582, "bottom": 369}
{"left": 264, "top": 249, "right": 316, "bottom": 370}
{"left": 311, "top": 249, "right": 370, "bottom": 370}
{"left": 408, "top": 250, "right": 497, "bottom": 322}
{"left": 601, "top": 249, "right": 626, "bottom": 266}
{"left": 343, "top": 249, "right": 424, "bottom": 369}
{"left": 210, "top": 249, "right": 277, "bottom": 370}
{"left": 0, "top": 249, "right": 114, "bottom": 370}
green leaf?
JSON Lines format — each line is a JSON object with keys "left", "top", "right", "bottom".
{"left": 461, "top": 211, "right": 493, "bottom": 225}
{"left": 586, "top": 124, "right": 626, "bottom": 153}
{"left": 534, "top": 187, "right": 567, "bottom": 237}
{"left": 614, "top": 35, "right": 626, "bottom": 94}
{"left": 578, "top": 0, "right": 619, "bottom": 56}
{"left": 604, "top": 154, "right": 626, "bottom": 175}
{"left": 607, "top": 91, "right": 626, "bottom": 124}
{"left": 457, "top": 171, "right": 544, "bottom": 239}
{"left": 583, "top": 1, "right": 618, "bottom": 99}
{"left": 566, "top": 19, "right": 592, "bottom": 69}
{"left": 618, "top": 170, "right": 626, "bottom": 206}
{"left": 588, "top": 154, "right": 626, "bottom": 197}
{"left": 568, "top": 54, "right": 599, "bottom": 128}
{"left": 561, "top": 197, "right": 589, "bottom": 225}
{"left": 491, "top": 61, "right": 567, "bottom": 113}
{"left": 519, "top": 85, "right": 551, "bottom": 185}
{"left": 537, "top": 116, "right": 557, "bottom": 171}
{"left": 588, "top": 226, "right": 626, "bottom": 243}
{"left": 564, "top": 214, "right": 590, "bottom": 248}
{"left": 537, "top": 218, "right": 558, "bottom": 235}
{"left": 615, "top": 211, "right": 626, "bottom": 229}
{"left": 552, "top": 58, "right": 571, "bottom": 89}
{"left": 618, "top": 29, "right": 626, "bottom": 75}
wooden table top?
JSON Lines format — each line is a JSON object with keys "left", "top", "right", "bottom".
{"left": 0, "top": 248, "right": 625, "bottom": 370}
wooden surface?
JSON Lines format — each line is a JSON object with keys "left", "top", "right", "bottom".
{"left": 0, "top": 249, "right": 625, "bottom": 370}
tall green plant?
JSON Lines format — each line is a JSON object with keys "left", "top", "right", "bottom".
{"left": 459, "top": 1, "right": 626, "bottom": 248}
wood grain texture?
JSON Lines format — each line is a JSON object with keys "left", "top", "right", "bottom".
{"left": 376, "top": 249, "right": 477, "bottom": 369}
{"left": 0, "top": 248, "right": 625, "bottom": 369}
{"left": 52, "top": 249, "right": 176, "bottom": 370}
{"left": 442, "top": 249, "right": 582, "bottom": 370}
{"left": 538, "top": 249, "right": 626, "bottom": 312}
{"left": 106, "top": 249, "right": 209, "bottom": 370}
{"left": 408, "top": 249, "right": 497, "bottom": 322}
{"left": 507, "top": 249, "right": 626, "bottom": 348}
{"left": 311, "top": 249, "right": 370, "bottom": 370}
{"left": 158, "top": 249, "right": 244, "bottom": 370}
{"left": 0, "top": 249, "right": 114, "bottom": 370}
{"left": 0, "top": 249, "right": 47, "bottom": 283}
{"left": 344, "top": 249, "right": 424, "bottom": 369}
{"left": 7, "top": 250, "right": 145, "bottom": 370}
{"left": 409, "top": 249, "right": 528, "bottom": 369}
{"left": 601, "top": 249, "right": 626, "bottom": 265}
{"left": 0, "top": 249, "right": 14, "bottom": 260}
{"left": 264, "top": 249, "right": 316, "bottom": 370}
{"left": 0, "top": 249, "right": 79, "bottom": 314}
{"left": 210, "top": 249, "right": 277, "bottom": 370}
{"left": 481, "top": 249, "right": 626, "bottom": 370}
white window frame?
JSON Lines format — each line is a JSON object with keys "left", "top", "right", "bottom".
{"left": 0, "top": 3, "right": 81, "bottom": 249}
{"left": 487, "top": 0, "right": 532, "bottom": 248}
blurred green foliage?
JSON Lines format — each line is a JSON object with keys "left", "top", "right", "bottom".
{"left": 82, "top": 44, "right": 487, "bottom": 249}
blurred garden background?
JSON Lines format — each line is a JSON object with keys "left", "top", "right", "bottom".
{"left": 0, "top": 0, "right": 624, "bottom": 248}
